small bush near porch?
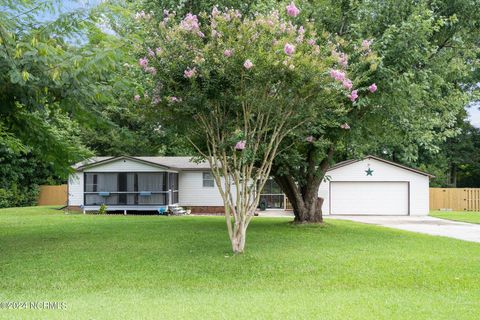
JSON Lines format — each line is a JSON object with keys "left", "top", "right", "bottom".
{"left": 1, "top": 207, "right": 479, "bottom": 319}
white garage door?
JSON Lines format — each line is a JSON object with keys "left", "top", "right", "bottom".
{"left": 330, "top": 181, "right": 409, "bottom": 215}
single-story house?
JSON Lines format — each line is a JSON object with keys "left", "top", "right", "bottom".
{"left": 68, "top": 155, "right": 432, "bottom": 216}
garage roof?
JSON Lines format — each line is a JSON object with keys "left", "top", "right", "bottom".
{"left": 328, "top": 155, "right": 434, "bottom": 177}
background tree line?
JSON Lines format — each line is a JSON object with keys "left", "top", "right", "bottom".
{"left": 0, "top": 0, "right": 479, "bottom": 208}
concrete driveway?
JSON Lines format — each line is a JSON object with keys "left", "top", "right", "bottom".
{"left": 329, "top": 215, "right": 480, "bottom": 243}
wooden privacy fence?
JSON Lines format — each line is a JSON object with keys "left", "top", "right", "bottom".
{"left": 430, "top": 188, "right": 480, "bottom": 211}
{"left": 37, "top": 185, "right": 68, "bottom": 206}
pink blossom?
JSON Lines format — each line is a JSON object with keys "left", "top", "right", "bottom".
{"left": 362, "top": 39, "right": 372, "bottom": 50}
{"left": 147, "top": 48, "right": 155, "bottom": 57}
{"left": 235, "top": 140, "right": 246, "bottom": 150}
{"left": 307, "top": 39, "right": 315, "bottom": 45}
{"left": 155, "top": 47, "right": 162, "bottom": 56}
{"left": 184, "top": 67, "right": 197, "bottom": 78}
{"left": 284, "top": 43, "right": 295, "bottom": 56}
{"left": 348, "top": 90, "right": 358, "bottom": 102}
{"left": 286, "top": 2, "right": 300, "bottom": 17}
{"left": 330, "top": 69, "right": 346, "bottom": 81}
{"left": 369, "top": 83, "right": 377, "bottom": 93}
{"left": 135, "top": 11, "right": 144, "bottom": 19}
{"left": 306, "top": 136, "right": 314, "bottom": 143}
{"left": 134, "top": 95, "right": 140, "bottom": 102}
{"left": 224, "top": 49, "right": 233, "bottom": 57}
{"left": 244, "top": 59, "right": 253, "bottom": 69}
{"left": 197, "top": 31, "right": 205, "bottom": 38}
{"left": 296, "top": 27, "right": 305, "bottom": 42}
{"left": 135, "top": 11, "right": 152, "bottom": 20}
{"left": 152, "top": 96, "right": 161, "bottom": 105}
{"left": 146, "top": 67, "right": 157, "bottom": 75}
{"left": 180, "top": 13, "right": 200, "bottom": 32}
{"left": 338, "top": 53, "right": 348, "bottom": 67}
{"left": 170, "top": 96, "right": 181, "bottom": 102}
{"left": 139, "top": 57, "right": 148, "bottom": 69}
{"left": 211, "top": 6, "right": 220, "bottom": 17}
{"left": 340, "top": 123, "right": 350, "bottom": 130}
{"left": 342, "top": 79, "right": 353, "bottom": 90}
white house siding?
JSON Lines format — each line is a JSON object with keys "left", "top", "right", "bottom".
{"left": 179, "top": 171, "right": 235, "bottom": 207}
{"left": 68, "top": 172, "right": 84, "bottom": 206}
{"left": 319, "top": 158, "right": 429, "bottom": 216}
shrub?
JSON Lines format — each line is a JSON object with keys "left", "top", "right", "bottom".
{"left": 98, "top": 204, "right": 108, "bottom": 215}
{"left": 0, "top": 184, "right": 39, "bottom": 208}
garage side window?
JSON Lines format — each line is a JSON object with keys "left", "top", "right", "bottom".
{"left": 202, "top": 172, "right": 214, "bottom": 187}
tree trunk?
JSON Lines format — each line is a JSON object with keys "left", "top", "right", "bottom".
{"left": 230, "top": 228, "right": 246, "bottom": 253}
{"left": 450, "top": 162, "right": 457, "bottom": 187}
{"left": 273, "top": 146, "right": 334, "bottom": 224}
{"left": 292, "top": 195, "right": 324, "bottom": 223}
{"left": 275, "top": 172, "right": 325, "bottom": 224}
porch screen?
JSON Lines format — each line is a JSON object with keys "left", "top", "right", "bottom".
{"left": 84, "top": 173, "right": 168, "bottom": 205}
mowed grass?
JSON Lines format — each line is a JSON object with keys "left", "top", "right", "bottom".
{"left": 1, "top": 207, "right": 480, "bottom": 319}
{"left": 430, "top": 210, "right": 480, "bottom": 224}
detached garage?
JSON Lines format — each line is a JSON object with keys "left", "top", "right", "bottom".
{"left": 319, "top": 156, "right": 432, "bottom": 216}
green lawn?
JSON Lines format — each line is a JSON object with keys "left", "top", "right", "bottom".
{"left": 430, "top": 210, "right": 480, "bottom": 224}
{"left": 1, "top": 207, "right": 479, "bottom": 319}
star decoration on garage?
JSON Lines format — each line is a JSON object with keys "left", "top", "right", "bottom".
{"left": 365, "top": 167, "right": 374, "bottom": 176}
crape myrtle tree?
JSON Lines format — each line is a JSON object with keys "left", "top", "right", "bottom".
{"left": 134, "top": 5, "right": 378, "bottom": 252}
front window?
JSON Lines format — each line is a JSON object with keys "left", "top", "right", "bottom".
{"left": 202, "top": 172, "right": 214, "bottom": 187}
{"left": 259, "top": 178, "right": 284, "bottom": 209}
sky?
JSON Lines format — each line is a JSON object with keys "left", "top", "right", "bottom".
{"left": 34, "top": 0, "right": 100, "bottom": 21}
{"left": 468, "top": 104, "right": 480, "bottom": 128}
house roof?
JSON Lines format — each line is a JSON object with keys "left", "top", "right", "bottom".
{"left": 328, "top": 155, "right": 434, "bottom": 177}
{"left": 73, "top": 156, "right": 211, "bottom": 171}
{"left": 74, "top": 154, "right": 433, "bottom": 177}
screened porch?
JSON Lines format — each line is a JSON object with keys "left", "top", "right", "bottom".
{"left": 84, "top": 172, "right": 179, "bottom": 207}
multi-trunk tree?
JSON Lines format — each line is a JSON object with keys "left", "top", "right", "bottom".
{"left": 134, "top": 5, "right": 377, "bottom": 252}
